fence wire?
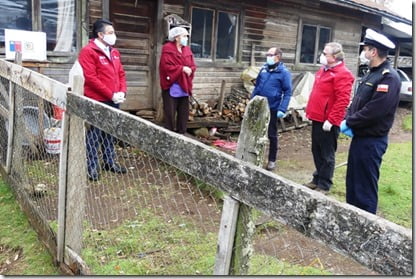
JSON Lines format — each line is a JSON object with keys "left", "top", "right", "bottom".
{"left": 0, "top": 78, "right": 378, "bottom": 276}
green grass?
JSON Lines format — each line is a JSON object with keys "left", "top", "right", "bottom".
{"left": 81, "top": 209, "right": 328, "bottom": 275}
{"left": 332, "top": 142, "right": 412, "bottom": 227}
{"left": 0, "top": 179, "right": 59, "bottom": 275}
{"left": 402, "top": 114, "right": 412, "bottom": 131}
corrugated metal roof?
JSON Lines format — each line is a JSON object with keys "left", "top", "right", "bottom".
{"left": 321, "top": 0, "right": 412, "bottom": 24}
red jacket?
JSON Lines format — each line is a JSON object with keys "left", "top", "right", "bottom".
{"left": 305, "top": 62, "right": 354, "bottom": 126}
{"left": 159, "top": 41, "right": 196, "bottom": 95}
{"left": 78, "top": 39, "right": 127, "bottom": 102}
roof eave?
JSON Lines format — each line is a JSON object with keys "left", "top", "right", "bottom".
{"left": 320, "top": 0, "right": 412, "bottom": 25}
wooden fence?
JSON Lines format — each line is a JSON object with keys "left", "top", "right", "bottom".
{"left": 0, "top": 58, "right": 412, "bottom": 275}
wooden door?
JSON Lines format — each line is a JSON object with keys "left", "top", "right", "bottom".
{"left": 110, "top": 0, "right": 156, "bottom": 111}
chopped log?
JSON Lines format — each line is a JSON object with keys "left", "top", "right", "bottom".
{"left": 187, "top": 117, "right": 229, "bottom": 129}
{"left": 136, "top": 109, "right": 155, "bottom": 119}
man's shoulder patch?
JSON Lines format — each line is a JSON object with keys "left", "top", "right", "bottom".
{"left": 376, "top": 84, "right": 389, "bottom": 92}
{"left": 382, "top": 69, "right": 390, "bottom": 75}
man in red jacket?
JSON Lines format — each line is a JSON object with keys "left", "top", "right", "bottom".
{"left": 78, "top": 19, "right": 127, "bottom": 181}
{"left": 305, "top": 42, "right": 354, "bottom": 194}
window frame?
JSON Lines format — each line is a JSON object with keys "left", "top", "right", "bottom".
{"left": 190, "top": 5, "right": 240, "bottom": 65}
{"left": 0, "top": 0, "right": 78, "bottom": 55}
{"left": 296, "top": 20, "right": 333, "bottom": 66}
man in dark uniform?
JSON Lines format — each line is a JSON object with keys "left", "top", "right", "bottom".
{"left": 340, "top": 29, "right": 401, "bottom": 214}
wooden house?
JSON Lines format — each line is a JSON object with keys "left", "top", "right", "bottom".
{"left": 0, "top": 0, "right": 412, "bottom": 118}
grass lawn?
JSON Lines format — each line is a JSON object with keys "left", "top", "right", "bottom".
{"left": 331, "top": 141, "right": 412, "bottom": 228}
{"left": 0, "top": 179, "right": 59, "bottom": 275}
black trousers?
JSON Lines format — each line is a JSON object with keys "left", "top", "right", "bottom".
{"left": 311, "top": 120, "right": 339, "bottom": 190}
{"left": 268, "top": 109, "right": 279, "bottom": 162}
{"left": 346, "top": 135, "right": 387, "bottom": 214}
{"left": 162, "top": 89, "right": 189, "bottom": 134}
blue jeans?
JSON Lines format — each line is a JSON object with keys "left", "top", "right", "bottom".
{"left": 86, "top": 101, "right": 119, "bottom": 174}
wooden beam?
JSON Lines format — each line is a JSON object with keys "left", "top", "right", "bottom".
{"left": 218, "top": 96, "right": 269, "bottom": 275}
{"left": 0, "top": 59, "right": 68, "bottom": 109}
{"left": 66, "top": 92, "right": 412, "bottom": 275}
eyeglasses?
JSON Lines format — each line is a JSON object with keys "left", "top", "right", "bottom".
{"left": 266, "top": 54, "right": 276, "bottom": 57}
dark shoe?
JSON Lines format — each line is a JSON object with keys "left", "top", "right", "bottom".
{"left": 304, "top": 181, "right": 318, "bottom": 190}
{"left": 315, "top": 187, "right": 329, "bottom": 195}
{"left": 88, "top": 170, "right": 100, "bottom": 181}
{"left": 103, "top": 163, "right": 127, "bottom": 174}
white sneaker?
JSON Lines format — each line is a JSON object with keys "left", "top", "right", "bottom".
{"left": 266, "top": 161, "right": 276, "bottom": 171}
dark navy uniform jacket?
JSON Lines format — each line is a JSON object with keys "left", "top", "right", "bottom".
{"left": 346, "top": 60, "right": 400, "bottom": 137}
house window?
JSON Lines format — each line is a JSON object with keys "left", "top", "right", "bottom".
{"left": 300, "top": 24, "right": 331, "bottom": 64}
{"left": 0, "top": 0, "right": 76, "bottom": 52}
{"left": 191, "top": 7, "right": 238, "bottom": 61}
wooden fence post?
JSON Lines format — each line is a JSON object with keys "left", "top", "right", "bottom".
{"left": 5, "top": 52, "right": 22, "bottom": 173}
{"left": 214, "top": 96, "right": 270, "bottom": 275}
{"left": 57, "top": 75, "right": 88, "bottom": 273}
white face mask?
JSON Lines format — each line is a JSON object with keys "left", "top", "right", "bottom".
{"left": 180, "top": 37, "right": 188, "bottom": 46}
{"left": 359, "top": 50, "right": 369, "bottom": 65}
{"left": 319, "top": 53, "right": 328, "bottom": 66}
{"left": 103, "top": 34, "right": 117, "bottom": 46}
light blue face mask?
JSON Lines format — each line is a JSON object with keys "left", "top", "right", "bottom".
{"left": 266, "top": 56, "right": 275, "bottom": 65}
{"left": 180, "top": 37, "right": 188, "bottom": 46}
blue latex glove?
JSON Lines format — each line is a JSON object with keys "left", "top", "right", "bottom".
{"left": 342, "top": 128, "right": 354, "bottom": 138}
{"left": 340, "top": 120, "right": 354, "bottom": 137}
{"left": 277, "top": 111, "right": 285, "bottom": 118}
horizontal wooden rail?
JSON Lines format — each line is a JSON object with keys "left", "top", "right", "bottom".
{"left": 67, "top": 92, "right": 412, "bottom": 275}
{"left": 0, "top": 59, "right": 67, "bottom": 109}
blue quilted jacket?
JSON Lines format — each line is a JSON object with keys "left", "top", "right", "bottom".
{"left": 251, "top": 62, "right": 292, "bottom": 112}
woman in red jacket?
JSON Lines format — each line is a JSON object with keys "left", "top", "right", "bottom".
{"left": 159, "top": 26, "right": 196, "bottom": 134}
{"left": 304, "top": 42, "right": 354, "bottom": 194}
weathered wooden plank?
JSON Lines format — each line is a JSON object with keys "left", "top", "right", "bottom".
{"left": 0, "top": 59, "right": 67, "bottom": 109}
{"left": 228, "top": 96, "right": 269, "bottom": 275}
{"left": 64, "top": 247, "right": 92, "bottom": 275}
{"left": 64, "top": 76, "right": 87, "bottom": 258}
{"left": 214, "top": 196, "right": 239, "bottom": 274}
{"left": 66, "top": 92, "right": 412, "bottom": 275}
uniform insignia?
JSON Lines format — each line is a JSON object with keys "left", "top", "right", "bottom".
{"left": 376, "top": 84, "right": 389, "bottom": 92}
{"left": 382, "top": 69, "right": 390, "bottom": 75}
{"left": 365, "top": 82, "right": 373, "bottom": 86}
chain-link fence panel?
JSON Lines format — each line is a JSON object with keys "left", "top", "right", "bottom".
{"left": 80, "top": 126, "right": 223, "bottom": 275}
{"left": 9, "top": 86, "right": 60, "bottom": 251}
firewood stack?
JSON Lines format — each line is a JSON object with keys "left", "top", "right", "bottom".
{"left": 189, "top": 99, "right": 216, "bottom": 118}
{"left": 220, "top": 86, "right": 251, "bottom": 123}
{"left": 188, "top": 86, "right": 251, "bottom": 124}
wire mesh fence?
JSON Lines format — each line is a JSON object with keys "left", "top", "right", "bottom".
{"left": 0, "top": 61, "right": 412, "bottom": 276}
{"left": 80, "top": 141, "right": 222, "bottom": 275}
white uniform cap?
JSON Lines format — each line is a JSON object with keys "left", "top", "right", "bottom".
{"left": 168, "top": 27, "right": 189, "bottom": 42}
{"left": 360, "top": 28, "right": 395, "bottom": 50}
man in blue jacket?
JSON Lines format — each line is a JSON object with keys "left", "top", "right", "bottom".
{"left": 252, "top": 47, "right": 292, "bottom": 171}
